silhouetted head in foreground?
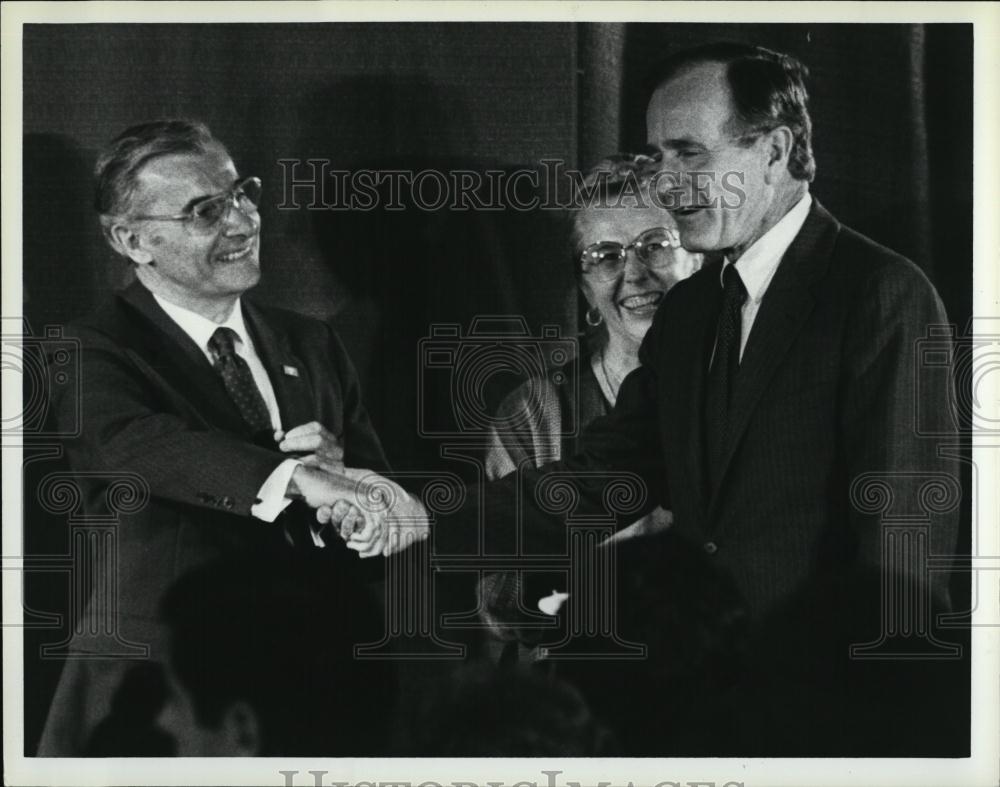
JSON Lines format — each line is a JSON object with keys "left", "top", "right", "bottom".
{"left": 395, "top": 662, "right": 617, "bottom": 756}
{"left": 158, "top": 553, "right": 396, "bottom": 756}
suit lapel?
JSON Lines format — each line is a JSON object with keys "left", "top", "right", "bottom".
{"left": 118, "top": 282, "right": 250, "bottom": 434}
{"left": 662, "top": 261, "right": 723, "bottom": 523}
{"left": 689, "top": 264, "right": 724, "bottom": 518}
{"left": 242, "top": 300, "right": 317, "bottom": 431}
{"left": 707, "top": 201, "right": 841, "bottom": 515}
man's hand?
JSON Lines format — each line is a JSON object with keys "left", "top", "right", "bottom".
{"left": 380, "top": 491, "right": 431, "bottom": 556}
{"left": 276, "top": 421, "right": 344, "bottom": 474}
{"left": 322, "top": 499, "right": 368, "bottom": 542}
{"left": 287, "top": 465, "right": 386, "bottom": 556}
{"left": 286, "top": 464, "right": 359, "bottom": 508}
{"left": 316, "top": 469, "right": 430, "bottom": 557}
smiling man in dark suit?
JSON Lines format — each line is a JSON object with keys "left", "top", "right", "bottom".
{"left": 415, "top": 44, "right": 959, "bottom": 671}
{"left": 632, "top": 43, "right": 960, "bottom": 614}
{"left": 37, "top": 120, "right": 397, "bottom": 755}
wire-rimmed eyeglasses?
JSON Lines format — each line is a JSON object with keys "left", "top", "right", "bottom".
{"left": 578, "top": 226, "right": 682, "bottom": 281}
{"left": 130, "top": 176, "right": 262, "bottom": 233}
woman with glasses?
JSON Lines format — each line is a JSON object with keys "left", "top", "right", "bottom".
{"left": 480, "top": 153, "right": 703, "bottom": 661}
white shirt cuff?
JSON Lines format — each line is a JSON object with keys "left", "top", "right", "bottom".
{"left": 251, "top": 458, "right": 301, "bottom": 523}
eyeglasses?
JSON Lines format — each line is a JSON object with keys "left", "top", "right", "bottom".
{"left": 131, "top": 176, "right": 262, "bottom": 233}
{"left": 578, "top": 226, "right": 682, "bottom": 281}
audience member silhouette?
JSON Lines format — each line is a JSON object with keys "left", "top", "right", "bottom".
{"left": 155, "top": 553, "right": 397, "bottom": 756}
{"left": 553, "top": 531, "right": 749, "bottom": 755}
{"left": 394, "top": 662, "right": 617, "bottom": 756}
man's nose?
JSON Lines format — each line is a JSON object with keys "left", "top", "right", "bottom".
{"left": 655, "top": 166, "right": 684, "bottom": 188}
{"left": 651, "top": 168, "right": 689, "bottom": 209}
{"left": 221, "top": 199, "right": 258, "bottom": 236}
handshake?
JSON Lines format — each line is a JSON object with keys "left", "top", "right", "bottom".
{"left": 279, "top": 422, "right": 430, "bottom": 558}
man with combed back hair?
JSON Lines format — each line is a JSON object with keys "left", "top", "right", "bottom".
{"left": 355, "top": 47, "right": 960, "bottom": 753}
{"left": 38, "top": 120, "right": 423, "bottom": 755}
{"left": 363, "top": 42, "right": 959, "bottom": 620}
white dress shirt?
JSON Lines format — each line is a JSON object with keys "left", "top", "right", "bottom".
{"left": 152, "top": 295, "right": 301, "bottom": 526}
{"left": 722, "top": 191, "right": 812, "bottom": 360}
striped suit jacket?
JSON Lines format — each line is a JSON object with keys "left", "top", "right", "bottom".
{"left": 436, "top": 201, "right": 959, "bottom": 619}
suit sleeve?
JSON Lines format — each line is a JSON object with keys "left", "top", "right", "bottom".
{"left": 840, "top": 261, "right": 960, "bottom": 603}
{"left": 54, "top": 329, "right": 286, "bottom": 516}
{"left": 324, "top": 322, "right": 391, "bottom": 474}
{"left": 432, "top": 331, "right": 666, "bottom": 556}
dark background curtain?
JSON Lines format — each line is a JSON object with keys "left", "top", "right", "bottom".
{"left": 22, "top": 23, "right": 973, "bottom": 457}
{"left": 20, "top": 22, "right": 972, "bottom": 755}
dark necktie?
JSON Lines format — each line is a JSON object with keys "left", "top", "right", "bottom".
{"left": 704, "top": 264, "right": 748, "bottom": 486}
{"left": 208, "top": 326, "right": 273, "bottom": 434}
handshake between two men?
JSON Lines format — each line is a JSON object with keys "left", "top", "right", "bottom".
{"left": 280, "top": 421, "right": 430, "bottom": 558}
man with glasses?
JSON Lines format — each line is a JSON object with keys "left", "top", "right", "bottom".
{"left": 356, "top": 44, "right": 960, "bottom": 752}
{"left": 37, "top": 120, "right": 403, "bottom": 755}
{"left": 370, "top": 41, "right": 958, "bottom": 612}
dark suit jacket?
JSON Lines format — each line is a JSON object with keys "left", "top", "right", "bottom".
{"left": 54, "top": 281, "right": 390, "bottom": 651}
{"left": 437, "top": 201, "right": 959, "bottom": 619}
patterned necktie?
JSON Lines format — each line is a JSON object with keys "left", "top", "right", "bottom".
{"left": 704, "top": 264, "right": 748, "bottom": 486}
{"left": 208, "top": 326, "right": 273, "bottom": 434}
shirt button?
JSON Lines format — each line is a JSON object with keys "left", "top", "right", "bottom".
{"left": 703, "top": 541, "right": 718, "bottom": 555}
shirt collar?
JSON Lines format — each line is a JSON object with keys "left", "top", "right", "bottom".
{"left": 722, "top": 191, "right": 812, "bottom": 303}
{"left": 152, "top": 294, "right": 253, "bottom": 355}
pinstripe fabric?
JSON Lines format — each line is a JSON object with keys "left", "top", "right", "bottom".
{"left": 436, "top": 202, "right": 960, "bottom": 622}
{"left": 704, "top": 265, "right": 747, "bottom": 489}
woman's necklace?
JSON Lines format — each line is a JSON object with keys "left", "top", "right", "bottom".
{"left": 594, "top": 350, "right": 626, "bottom": 407}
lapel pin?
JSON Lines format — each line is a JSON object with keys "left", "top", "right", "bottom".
{"left": 282, "top": 365, "right": 300, "bottom": 377}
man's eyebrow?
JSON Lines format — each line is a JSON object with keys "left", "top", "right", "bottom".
{"left": 179, "top": 178, "right": 237, "bottom": 213}
{"left": 179, "top": 193, "right": 214, "bottom": 213}
{"left": 654, "top": 137, "right": 705, "bottom": 150}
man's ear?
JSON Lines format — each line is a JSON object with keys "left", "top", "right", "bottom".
{"left": 219, "top": 700, "right": 262, "bottom": 757}
{"left": 762, "top": 126, "right": 795, "bottom": 184}
{"left": 108, "top": 221, "right": 155, "bottom": 266}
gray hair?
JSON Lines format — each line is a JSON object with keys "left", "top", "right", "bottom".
{"left": 568, "top": 151, "right": 662, "bottom": 258}
{"left": 94, "top": 119, "right": 224, "bottom": 242}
